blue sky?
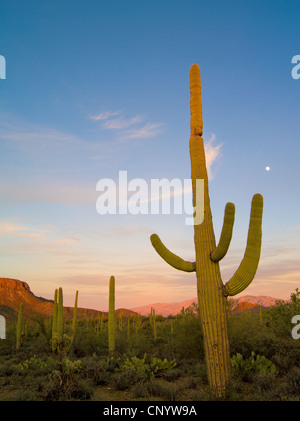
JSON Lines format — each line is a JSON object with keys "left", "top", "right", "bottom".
{"left": 0, "top": 0, "right": 299, "bottom": 311}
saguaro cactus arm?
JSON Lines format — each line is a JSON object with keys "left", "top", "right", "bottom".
{"left": 150, "top": 234, "right": 196, "bottom": 272}
{"left": 223, "top": 193, "right": 263, "bottom": 296}
{"left": 210, "top": 202, "right": 235, "bottom": 263}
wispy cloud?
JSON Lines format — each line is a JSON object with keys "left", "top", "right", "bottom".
{"left": 204, "top": 133, "right": 222, "bottom": 180}
{"left": 103, "top": 115, "right": 142, "bottom": 130}
{"left": 89, "top": 110, "right": 123, "bottom": 121}
{"left": 0, "top": 221, "right": 51, "bottom": 240}
{"left": 121, "top": 122, "right": 163, "bottom": 140}
{"left": 90, "top": 109, "right": 163, "bottom": 140}
{"left": 0, "top": 118, "right": 85, "bottom": 149}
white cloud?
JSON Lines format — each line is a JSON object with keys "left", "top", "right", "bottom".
{"left": 121, "top": 122, "right": 163, "bottom": 140}
{"left": 204, "top": 133, "right": 222, "bottom": 180}
{"left": 0, "top": 221, "right": 51, "bottom": 240}
{"left": 89, "top": 110, "right": 123, "bottom": 121}
{"left": 103, "top": 115, "right": 142, "bottom": 130}
{"left": 90, "top": 109, "right": 163, "bottom": 140}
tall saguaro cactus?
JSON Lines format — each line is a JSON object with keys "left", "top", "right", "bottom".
{"left": 150, "top": 64, "right": 263, "bottom": 397}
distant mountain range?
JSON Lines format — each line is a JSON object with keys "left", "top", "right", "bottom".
{"left": 0, "top": 277, "right": 288, "bottom": 323}
{"left": 131, "top": 294, "right": 287, "bottom": 317}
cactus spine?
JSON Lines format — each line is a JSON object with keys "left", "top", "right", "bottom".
{"left": 108, "top": 276, "right": 115, "bottom": 355}
{"left": 16, "top": 302, "right": 23, "bottom": 351}
{"left": 150, "top": 64, "right": 263, "bottom": 397}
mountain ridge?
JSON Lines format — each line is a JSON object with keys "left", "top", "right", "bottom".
{"left": 0, "top": 278, "right": 137, "bottom": 323}
{"left": 0, "top": 277, "right": 288, "bottom": 321}
{"left": 131, "top": 294, "right": 287, "bottom": 317}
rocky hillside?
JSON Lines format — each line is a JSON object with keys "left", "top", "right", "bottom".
{"left": 231, "top": 301, "right": 261, "bottom": 315}
{"left": 0, "top": 278, "right": 137, "bottom": 323}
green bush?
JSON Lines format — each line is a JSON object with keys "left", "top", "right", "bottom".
{"left": 42, "top": 357, "right": 92, "bottom": 401}
{"left": 121, "top": 354, "right": 177, "bottom": 380}
{"left": 231, "top": 351, "right": 277, "bottom": 380}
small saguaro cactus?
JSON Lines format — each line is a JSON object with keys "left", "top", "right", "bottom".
{"left": 51, "top": 289, "right": 58, "bottom": 352}
{"left": 108, "top": 275, "right": 115, "bottom": 355}
{"left": 150, "top": 64, "right": 263, "bottom": 398}
{"left": 72, "top": 290, "right": 78, "bottom": 335}
{"left": 57, "top": 287, "right": 64, "bottom": 338}
{"left": 16, "top": 302, "right": 23, "bottom": 351}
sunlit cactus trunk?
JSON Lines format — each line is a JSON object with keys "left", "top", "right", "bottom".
{"left": 150, "top": 64, "right": 263, "bottom": 398}
{"left": 189, "top": 64, "right": 230, "bottom": 396}
{"left": 190, "top": 67, "right": 230, "bottom": 395}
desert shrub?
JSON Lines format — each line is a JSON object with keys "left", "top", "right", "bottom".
{"left": 266, "top": 289, "right": 300, "bottom": 339}
{"left": 10, "top": 389, "right": 41, "bottom": 401}
{"left": 18, "top": 355, "right": 57, "bottom": 375}
{"left": 104, "top": 355, "right": 121, "bottom": 372}
{"left": 172, "top": 312, "right": 204, "bottom": 360}
{"left": 121, "top": 354, "right": 177, "bottom": 380}
{"left": 231, "top": 352, "right": 277, "bottom": 381}
{"left": 263, "top": 290, "right": 300, "bottom": 371}
{"left": 250, "top": 372, "right": 279, "bottom": 400}
{"left": 271, "top": 339, "right": 300, "bottom": 373}
{"left": 228, "top": 312, "right": 276, "bottom": 358}
{"left": 147, "top": 379, "right": 179, "bottom": 400}
{"left": 131, "top": 380, "right": 151, "bottom": 398}
{"left": 80, "top": 355, "right": 108, "bottom": 386}
{"left": 0, "top": 328, "right": 15, "bottom": 355}
{"left": 194, "top": 361, "right": 207, "bottom": 382}
{"left": 283, "top": 366, "right": 300, "bottom": 396}
{"left": 111, "top": 354, "right": 177, "bottom": 390}
{"left": 0, "top": 361, "right": 19, "bottom": 377}
{"left": 42, "top": 357, "right": 93, "bottom": 401}
{"left": 71, "top": 328, "right": 107, "bottom": 357}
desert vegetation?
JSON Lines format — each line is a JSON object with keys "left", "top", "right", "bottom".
{"left": 0, "top": 289, "right": 300, "bottom": 401}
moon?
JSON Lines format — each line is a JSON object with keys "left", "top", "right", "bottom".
{"left": 265, "top": 166, "right": 270, "bottom": 171}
